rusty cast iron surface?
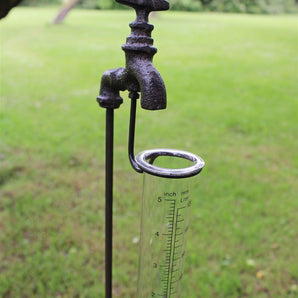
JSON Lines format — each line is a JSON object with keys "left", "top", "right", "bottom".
{"left": 97, "top": 0, "right": 169, "bottom": 110}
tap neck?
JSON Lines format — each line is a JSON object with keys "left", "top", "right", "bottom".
{"left": 122, "top": 10, "right": 157, "bottom": 56}
{"left": 119, "top": 1, "right": 169, "bottom": 56}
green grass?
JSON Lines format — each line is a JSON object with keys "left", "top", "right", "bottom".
{"left": 0, "top": 7, "right": 297, "bottom": 297}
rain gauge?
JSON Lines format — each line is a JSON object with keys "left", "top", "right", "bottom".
{"left": 96, "top": 1, "right": 205, "bottom": 297}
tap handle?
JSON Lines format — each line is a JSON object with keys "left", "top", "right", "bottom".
{"left": 116, "top": 0, "right": 169, "bottom": 12}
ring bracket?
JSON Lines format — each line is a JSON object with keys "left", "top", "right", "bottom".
{"left": 135, "top": 149, "right": 205, "bottom": 179}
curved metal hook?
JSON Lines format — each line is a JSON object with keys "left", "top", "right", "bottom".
{"left": 128, "top": 91, "right": 143, "bottom": 173}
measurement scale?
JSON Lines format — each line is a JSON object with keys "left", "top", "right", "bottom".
{"left": 159, "top": 195, "right": 190, "bottom": 297}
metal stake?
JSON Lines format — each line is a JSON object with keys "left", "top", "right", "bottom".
{"left": 105, "top": 108, "right": 114, "bottom": 298}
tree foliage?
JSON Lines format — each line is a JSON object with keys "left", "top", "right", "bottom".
{"left": 205, "top": 0, "right": 296, "bottom": 14}
{"left": 1, "top": 0, "right": 23, "bottom": 19}
{"left": 20, "top": 0, "right": 297, "bottom": 14}
{"left": 169, "top": 0, "right": 296, "bottom": 13}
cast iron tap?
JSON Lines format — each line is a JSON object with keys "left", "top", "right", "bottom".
{"left": 97, "top": 0, "right": 169, "bottom": 110}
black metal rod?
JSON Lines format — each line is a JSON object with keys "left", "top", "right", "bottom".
{"left": 105, "top": 108, "right": 114, "bottom": 298}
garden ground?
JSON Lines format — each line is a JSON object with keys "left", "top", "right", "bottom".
{"left": 0, "top": 7, "right": 297, "bottom": 297}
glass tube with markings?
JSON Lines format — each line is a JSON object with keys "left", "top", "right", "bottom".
{"left": 135, "top": 149, "right": 204, "bottom": 298}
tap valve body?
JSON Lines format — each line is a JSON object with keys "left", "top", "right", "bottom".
{"left": 97, "top": 0, "right": 169, "bottom": 110}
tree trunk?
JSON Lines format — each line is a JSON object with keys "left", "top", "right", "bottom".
{"left": 52, "top": 0, "right": 82, "bottom": 25}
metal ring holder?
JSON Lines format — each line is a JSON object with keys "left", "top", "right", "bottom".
{"left": 135, "top": 149, "right": 205, "bottom": 178}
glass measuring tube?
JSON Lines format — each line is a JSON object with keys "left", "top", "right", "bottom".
{"left": 135, "top": 149, "right": 204, "bottom": 298}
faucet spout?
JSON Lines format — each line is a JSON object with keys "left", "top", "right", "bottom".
{"left": 126, "top": 54, "right": 166, "bottom": 110}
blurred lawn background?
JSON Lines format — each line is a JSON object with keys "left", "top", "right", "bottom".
{"left": 0, "top": 7, "right": 297, "bottom": 297}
